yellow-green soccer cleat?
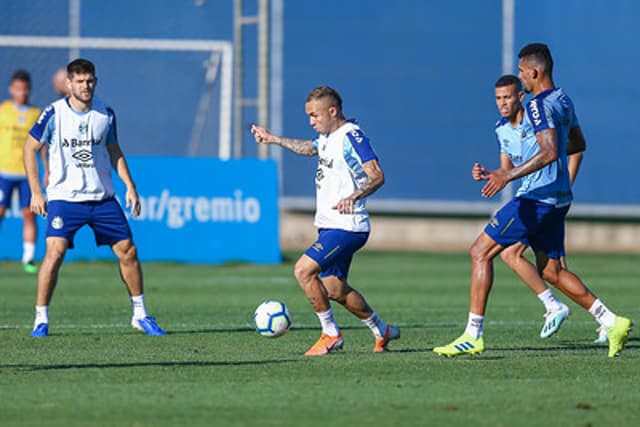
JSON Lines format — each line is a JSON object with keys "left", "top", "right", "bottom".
{"left": 433, "top": 333, "right": 484, "bottom": 357}
{"left": 606, "top": 316, "right": 632, "bottom": 358}
{"left": 23, "top": 262, "right": 38, "bottom": 274}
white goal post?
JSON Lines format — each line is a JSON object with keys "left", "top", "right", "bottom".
{"left": 0, "top": 35, "right": 233, "bottom": 159}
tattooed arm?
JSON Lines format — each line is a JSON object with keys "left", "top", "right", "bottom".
{"left": 250, "top": 124, "right": 317, "bottom": 156}
{"left": 480, "top": 128, "right": 558, "bottom": 198}
{"left": 333, "top": 159, "right": 385, "bottom": 214}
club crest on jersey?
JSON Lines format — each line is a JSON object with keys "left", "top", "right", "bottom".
{"left": 51, "top": 216, "right": 64, "bottom": 230}
{"left": 312, "top": 242, "right": 324, "bottom": 252}
{"left": 78, "top": 122, "right": 89, "bottom": 134}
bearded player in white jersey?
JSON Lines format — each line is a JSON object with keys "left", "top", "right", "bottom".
{"left": 251, "top": 86, "right": 399, "bottom": 356}
{"left": 23, "top": 59, "right": 165, "bottom": 337}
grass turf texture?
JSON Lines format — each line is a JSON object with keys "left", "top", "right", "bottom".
{"left": 1, "top": 251, "right": 639, "bottom": 427}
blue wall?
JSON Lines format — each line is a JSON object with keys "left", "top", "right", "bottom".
{"left": 1, "top": 0, "right": 638, "bottom": 205}
{"left": 0, "top": 158, "right": 280, "bottom": 264}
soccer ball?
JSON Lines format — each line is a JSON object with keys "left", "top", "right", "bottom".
{"left": 253, "top": 300, "right": 292, "bottom": 338}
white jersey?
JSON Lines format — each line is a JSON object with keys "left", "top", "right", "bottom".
{"left": 311, "top": 121, "right": 378, "bottom": 232}
{"left": 29, "top": 97, "right": 118, "bottom": 202}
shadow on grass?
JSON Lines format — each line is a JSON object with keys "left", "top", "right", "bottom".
{"left": 169, "top": 323, "right": 440, "bottom": 336}
{"left": 1, "top": 358, "right": 299, "bottom": 371}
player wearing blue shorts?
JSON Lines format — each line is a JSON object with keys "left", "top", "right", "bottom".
{"left": 485, "top": 74, "right": 584, "bottom": 339}
{"left": 434, "top": 44, "right": 631, "bottom": 358}
{"left": 23, "top": 59, "right": 165, "bottom": 337}
{"left": 251, "top": 86, "right": 399, "bottom": 356}
{"left": 0, "top": 70, "right": 43, "bottom": 273}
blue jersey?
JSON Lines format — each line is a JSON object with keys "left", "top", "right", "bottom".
{"left": 521, "top": 88, "right": 578, "bottom": 207}
{"left": 495, "top": 116, "right": 539, "bottom": 197}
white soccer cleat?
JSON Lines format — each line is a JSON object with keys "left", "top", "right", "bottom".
{"left": 540, "top": 304, "right": 570, "bottom": 338}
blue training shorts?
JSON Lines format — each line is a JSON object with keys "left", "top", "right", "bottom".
{"left": 304, "top": 228, "right": 369, "bottom": 279}
{"left": 46, "top": 198, "right": 133, "bottom": 249}
{"left": 0, "top": 176, "right": 31, "bottom": 209}
{"left": 484, "top": 197, "right": 569, "bottom": 259}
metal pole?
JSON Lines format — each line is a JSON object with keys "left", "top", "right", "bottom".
{"left": 233, "top": 0, "right": 244, "bottom": 158}
{"left": 257, "top": 0, "right": 269, "bottom": 158}
{"left": 501, "top": 0, "right": 515, "bottom": 203}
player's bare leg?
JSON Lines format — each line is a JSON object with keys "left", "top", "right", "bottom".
{"left": 21, "top": 207, "right": 38, "bottom": 273}
{"left": 501, "top": 243, "right": 548, "bottom": 294}
{"left": 536, "top": 253, "right": 595, "bottom": 309}
{"left": 30, "top": 237, "right": 67, "bottom": 337}
{"left": 36, "top": 237, "right": 67, "bottom": 306}
{"left": 321, "top": 275, "right": 371, "bottom": 319}
{"left": 469, "top": 232, "right": 504, "bottom": 317}
{"left": 112, "top": 238, "right": 165, "bottom": 335}
{"left": 112, "top": 238, "right": 143, "bottom": 297}
{"left": 322, "top": 275, "right": 400, "bottom": 352}
{"left": 501, "top": 242, "right": 569, "bottom": 338}
{"left": 294, "top": 255, "right": 343, "bottom": 355}
{"left": 433, "top": 232, "right": 501, "bottom": 356}
{"left": 537, "top": 252, "right": 631, "bottom": 357}
{"left": 293, "top": 255, "right": 330, "bottom": 312}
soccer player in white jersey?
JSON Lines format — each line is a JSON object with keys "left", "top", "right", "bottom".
{"left": 250, "top": 86, "right": 399, "bottom": 356}
{"left": 434, "top": 44, "right": 631, "bottom": 358}
{"left": 23, "top": 59, "right": 165, "bottom": 337}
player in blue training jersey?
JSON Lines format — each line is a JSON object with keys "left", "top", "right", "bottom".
{"left": 250, "top": 86, "right": 399, "bottom": 356}
{"left": 23, "top": 59, "right": 165, "bottom": 337}
{"left": 491, "top": 74, "right": 607, "bottom": 344}
{"left": 484, "top": 74, "right": 581, "bottom": 339}
{"left": 434, "top": 44, "right": 631, "bottom": 358}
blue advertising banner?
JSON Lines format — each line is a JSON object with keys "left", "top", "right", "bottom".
{"left": 0, "top": 158, "right": 281, "bottom": 264}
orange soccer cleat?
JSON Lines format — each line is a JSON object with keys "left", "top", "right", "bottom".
{"left": 304, "top": 333, "right": 344, "bottom": 356}
{"left": 374, "top": 324, "right": 400, "bottom": 352}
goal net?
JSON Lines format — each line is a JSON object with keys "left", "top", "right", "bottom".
{"left": 0, "top": 35, "right": 232, "bottom": 159}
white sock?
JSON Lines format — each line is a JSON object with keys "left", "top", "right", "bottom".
{"left": 131, "top": 294, "right": 148, "bottom": 320}
{"left": 35, "top": 305, "right": 48, "bottom": 327}
{"left": 537, "top": 289, "right": 563, "bottom": 312}
{"left": 588, "top": 299, "right": 616, "bottom": 328}
{"left": 361, "top": 312, "right": 388, "bottom": 339}
{"left": 316, "top": 308, "right": 340, "bottom": 337}
{"left": 465, "top": 312, "right": 484, "bottom": 339}
{"left": 22, "top": 242, "right": 36, "bottom": 264}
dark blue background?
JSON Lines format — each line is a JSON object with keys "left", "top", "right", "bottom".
{"left": 1, "top": 0, "right": 638, "bottom": 205}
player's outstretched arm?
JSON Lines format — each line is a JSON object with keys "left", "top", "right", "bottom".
{"left": 108, "top": 142, "right": 141, "bottom": 217}
{"left": 23, "top": 135, "right": 47, "bottom": 216}
{"left": 333, "top": 159, "right": 384, "bottom": 214}
{"left": 250, "top": 124, "right": 317, "bottom": 156}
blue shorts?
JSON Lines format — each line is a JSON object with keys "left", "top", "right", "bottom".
{"left": 484, "top": 197, "right": 568, "bottom": 259}
{"left": 46, "top": 198, "right": 132, "bottom": 249}
{"left": 0, "top": 176, "right": 31, "bottom": 209}
{"left": 304, "top": 228, "right": 369, "bottom": 279}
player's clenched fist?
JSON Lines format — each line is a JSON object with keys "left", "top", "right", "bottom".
{"left": 250, "top": 124, "right": 276, "bottom": 144}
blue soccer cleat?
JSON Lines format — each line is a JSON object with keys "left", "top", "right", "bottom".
{"left": 131, "top": 316, "right": 166, "bottom": 336}
{"left": 30, "top": 323, "right": 49, "bottom": 338}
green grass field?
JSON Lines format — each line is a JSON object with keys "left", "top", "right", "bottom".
{"left": 1, "top": 251, "right": 638, "bottom": 427}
